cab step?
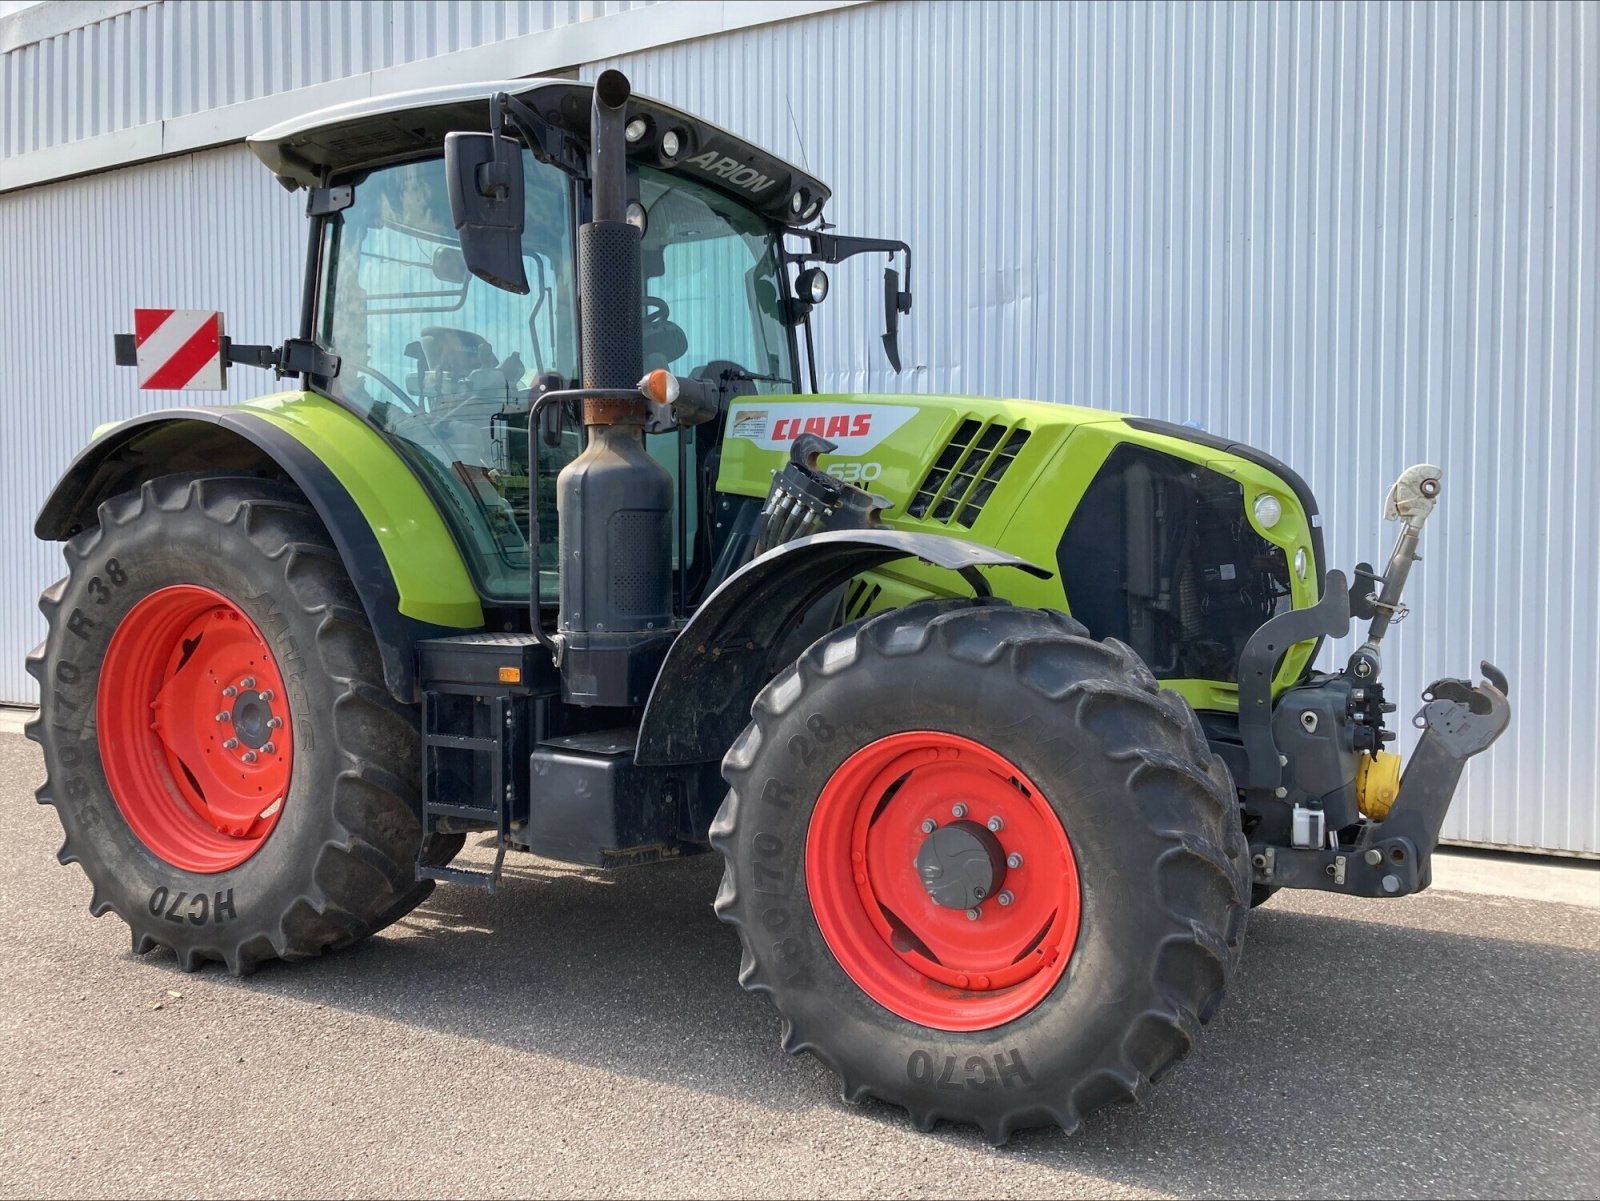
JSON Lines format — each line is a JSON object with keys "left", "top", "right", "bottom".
{"left": 414, "top": 633, "right": 551, "bottom": 894}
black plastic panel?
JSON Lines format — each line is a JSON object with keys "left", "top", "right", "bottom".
{"left": 1057, "top": 444, "right": 1294, "bottom": 683}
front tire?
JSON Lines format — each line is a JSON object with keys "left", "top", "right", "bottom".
{"left": 712, "top": 599, "right": 1250, "bottom": 1141}
{"left": 27, "top": 474, "right": 439, "bottom": 974}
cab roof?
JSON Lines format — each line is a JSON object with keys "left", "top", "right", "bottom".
{"left": 247, "top": 77, "right": 830, "bottom": 224}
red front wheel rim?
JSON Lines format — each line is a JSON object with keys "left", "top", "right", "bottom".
{"left": 97, "top": 585, "right": 293, "bottom": 873}
{"left": 806, "top": 731, "right": 1081, "bottom": 1031}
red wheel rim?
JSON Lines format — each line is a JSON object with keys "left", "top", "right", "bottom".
{"left": 806, "top": 731, "right": 1080, "bottom": 1031}
{"left": 97, "top": 585, "right": 293, "bottom": 872}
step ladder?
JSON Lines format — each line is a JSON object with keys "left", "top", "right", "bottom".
{"left": 413, "top": 633, "right": 549, "bottom": 894}
{"left": 417, "top": 690, "right": 517, "bottom": 893}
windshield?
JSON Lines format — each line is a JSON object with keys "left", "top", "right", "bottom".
{"left": 635, "top": 166, "right": 796, "bottom": 388}
{"left": 318, "top": 153, "right": 794, "bottom": 602}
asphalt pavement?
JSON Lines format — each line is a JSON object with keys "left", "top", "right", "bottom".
{"left": 1, "top": 731, "right": 1596, "bottom": 1200}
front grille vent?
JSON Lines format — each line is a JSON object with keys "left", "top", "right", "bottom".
{"left": 906, "top": 419, "right": 1031, "bottom": 527}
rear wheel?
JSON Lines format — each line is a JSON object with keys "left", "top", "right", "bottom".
{"left": 713, "top": 599, "right": 1250, "bottom": 1141}
{"left": 27, "top": 474, "right": 443, "bottom": 973}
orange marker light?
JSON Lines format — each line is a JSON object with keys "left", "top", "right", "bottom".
{"left": 498, "top": 666, "right": 522, "bottom": 685}
{"left": 640, "top": 368, "right": 680, "bottom": 405}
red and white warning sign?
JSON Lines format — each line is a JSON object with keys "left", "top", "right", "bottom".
{"left": 133, "top": 309, "right": 226, "bottom": 390}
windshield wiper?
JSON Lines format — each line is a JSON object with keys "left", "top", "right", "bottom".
{"left": 711, "top": 366, "right": 792, "bottom": 386}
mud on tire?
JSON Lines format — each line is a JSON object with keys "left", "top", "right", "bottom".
{"left": 27, "top": 474, "right": 443, "bottom": 974}
{"left": 711, "top": 598, "right": 1251, "bottom": 1141}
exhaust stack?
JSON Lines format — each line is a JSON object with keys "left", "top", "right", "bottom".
{"left": 555, "top": 69, "right": 676, "bottom": 707}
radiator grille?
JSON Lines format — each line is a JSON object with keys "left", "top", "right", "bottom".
{"left": 906, "top": 420, "right": 1031, "bottom": 528}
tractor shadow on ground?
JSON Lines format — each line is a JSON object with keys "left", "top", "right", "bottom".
{"left": 144, "top": 840, "right": 1598, "bottom": 1197}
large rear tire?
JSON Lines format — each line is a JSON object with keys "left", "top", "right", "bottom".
{"left": 712, "top": 599, "right": 1250, "bottom": 1141}
{"left": 26, "top": 474, "right": 445, "bottom": 974}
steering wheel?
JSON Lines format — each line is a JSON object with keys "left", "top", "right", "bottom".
{"left": 642, "top": 296, "right": 689, "bottom": 369}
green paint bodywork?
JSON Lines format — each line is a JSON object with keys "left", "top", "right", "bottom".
{"left": 239, "top": 392, "right": 484, "bottom": 628}
{"left": 715, "top": 394, "right": 1321, "bottom": 712}
{"left": 98, "top": 386, "right": 1318, "bottom": 710}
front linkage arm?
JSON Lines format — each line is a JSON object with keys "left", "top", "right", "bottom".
{"left": 1255, "top": 665, "right": 1510, "bottom": 896}
{"left": 1237, "top": 464, "right": 1512, "bottom": 899}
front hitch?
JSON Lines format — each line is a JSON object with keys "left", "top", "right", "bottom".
{"left": 1254, "top": 664, "right": 1511, "bottom": 897}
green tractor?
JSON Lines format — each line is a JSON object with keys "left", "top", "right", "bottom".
{"left": 28, "top": 71, "right": 1509, "bottom": 1140}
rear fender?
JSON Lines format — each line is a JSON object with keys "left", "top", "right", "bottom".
{"left": 35, "top": 396, "right": 484, "bottom": 702}
{"left": 634, "top": 530, "right": 1051, "bottom": 766}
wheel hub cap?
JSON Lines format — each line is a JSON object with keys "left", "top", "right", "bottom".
{"left": 915, "top": 819, "right": 1006, "bottom": 910}
{"left": 229, "top": 690, "right": 275, "bottom": 749}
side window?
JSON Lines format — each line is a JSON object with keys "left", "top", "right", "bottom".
{"left": 318, "top": 156, "right": 578, "bottom": 600}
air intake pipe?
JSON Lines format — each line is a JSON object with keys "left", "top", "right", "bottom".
{"left": 555, "top": 69, "right": 676, "bottom": 707}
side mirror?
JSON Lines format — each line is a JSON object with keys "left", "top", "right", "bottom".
{"left": 445, "top": 131, "right": 529, "bottom": 294}
{"left": 881, "top": 267, "right": 912, "bottom": 373}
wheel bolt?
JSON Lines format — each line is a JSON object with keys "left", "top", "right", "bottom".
{"left": 242, "top": 751, "right": 257, "bottom": 764}
{"left": 262, "top": 742, "right": 276, "bottom": 755}
{"left": 267, "top": 716, "right": 283, "bottom": 730}
{"left": 1006, "top": 852, "right": 1023, "bottom": 870}
{"left": 215, "top": 712, "right": 231, "bottom": 723}
{"left": 965, "top": 907, "right": 981, "bottom": 921}
{"left": 951, "top": 803, "right": 968, "bottom": 819}
{"left": 259, "top": 689, "right": 274, "bottom": 702}
{"left": 222, "top": 686, "right": 237, "bottom": 698}
{"left": 997, "top": 890, "right": 1014, "bottom": 907}
{"left": 240, "top": 677, "right": 257, "bottom": 690}
{"left": 222, "top": 738, "right": 238, "bottom": 750}
{"left": 986, "top": 816, "right": 1003, "bottom": 833}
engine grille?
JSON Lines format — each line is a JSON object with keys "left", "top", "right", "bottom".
{"left": 907, "top": 419, "right": 1031, "bottom": 528}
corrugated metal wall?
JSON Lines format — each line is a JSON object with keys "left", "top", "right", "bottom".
{"left": 0, "top": 146, "right": 304, "bottom": 708}
{"left": 1, "top": 0, "right": 654, "bottom": 158}
{"left": 587, "top": 0, "right": 1599, "bottom": 856}
{"left": 1, "top": 0, "right": 1594, "bottom": 855}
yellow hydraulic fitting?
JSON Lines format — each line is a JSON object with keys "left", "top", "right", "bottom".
{"left": 1357, "top": 751, "right": 1403, "bottom": 820}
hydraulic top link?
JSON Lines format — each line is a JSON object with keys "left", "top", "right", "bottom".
{"left": 1349, "top": 464, "right": 1442, "bottom": 682}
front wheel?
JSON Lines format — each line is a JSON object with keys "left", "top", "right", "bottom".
{"left": 712, "top": 599, "right": 1250, "bottom": 1141}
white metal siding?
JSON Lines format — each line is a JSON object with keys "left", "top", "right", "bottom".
{"left": 1, "top": 0, "right": 655, "bottom": 158}
{"left": 0, "top": 145, "right": 302, "bottom": 703}
{"left": 586, "top": 0, "right": 1599, "bottom": 855}
{"left": 0, "top": 0, "right": 1593, "bottom": 855}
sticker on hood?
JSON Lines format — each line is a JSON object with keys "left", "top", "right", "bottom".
{"left": 726, "top": 402, "right": 917, "bottom": 457}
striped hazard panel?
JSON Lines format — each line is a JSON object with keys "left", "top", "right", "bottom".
{"left": 133, "top": 309, "right": 225, "bottom": 390}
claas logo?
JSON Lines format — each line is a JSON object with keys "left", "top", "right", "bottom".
{"left": 771, "top": 413, "right": 874, "bottom": 441}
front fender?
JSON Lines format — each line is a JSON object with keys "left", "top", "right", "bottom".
{"left": 35, "top": 394, "right": 484, "bottom": 701}
{"left": 634, "top": 530, "right": 1051, "bottom": 766}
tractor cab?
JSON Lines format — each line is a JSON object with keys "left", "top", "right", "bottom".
{"left": 250, "top": 77, "right": 832, "bottom": 607}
